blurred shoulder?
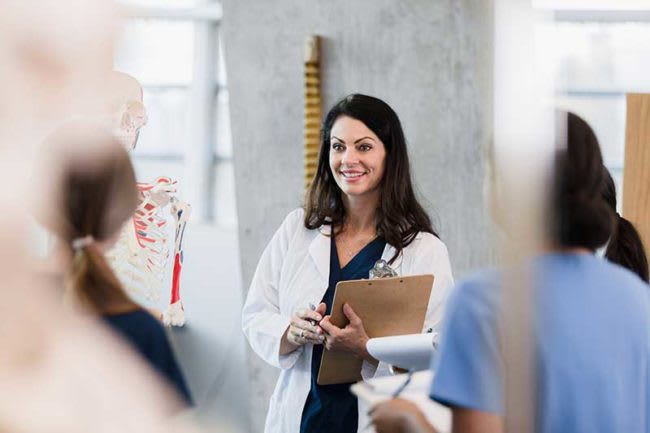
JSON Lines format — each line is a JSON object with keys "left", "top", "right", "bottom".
{"left": 104, "top": 308, "right": 155, "bottom": 323}
{"left": 104, "top": 309, "right": 166, "bottom": 339}
{"left": 448, "top": 268, "right": 502, "bottom": 318}
{"left": 599, "top": 258, "right": 650, "bottom": 299}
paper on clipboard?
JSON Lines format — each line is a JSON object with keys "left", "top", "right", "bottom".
{"left": 317, "top": 274, "right": 434, "bottom": 385}
{"left": 351, "top": 371, "right": 451, "bottom": 433}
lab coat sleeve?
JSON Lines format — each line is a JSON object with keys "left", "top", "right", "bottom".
{"left": 242, "top": 209, "right": 304, "bottom": 370}
{"left": 418, "top": 235, "right": 455, "bottom": 337}
{"left": 361, "top": 233, "right": 455, "bottom": 380}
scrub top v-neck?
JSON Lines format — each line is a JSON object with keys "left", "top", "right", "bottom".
{"left": 300, "top": 234, "right": 386, "bottom": 433}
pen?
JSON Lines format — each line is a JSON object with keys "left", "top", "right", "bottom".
{"left": 308, "top": 303, "right": 317, "bottom": 326}
{"left": 390, "top": 370, "right": 414, "bottom": 398}
{"left": 361, "top": 371, "right": 414, "bottom": 432}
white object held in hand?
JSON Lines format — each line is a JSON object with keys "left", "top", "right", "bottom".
{"left": 366, "top": 333, "right": 437, "bottom": 372}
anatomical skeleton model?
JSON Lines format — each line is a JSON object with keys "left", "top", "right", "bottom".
{"left": 104, "top": 72, "right": 191, "bottom": 326}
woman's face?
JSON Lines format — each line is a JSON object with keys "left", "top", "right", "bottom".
{"left": 329, "top": 115, "right": 387, "bottom": 199}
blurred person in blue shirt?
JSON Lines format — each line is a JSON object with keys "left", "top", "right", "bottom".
{"left": 371, "top": 112, "right": 650, "bottom": 433}
{"left": 39, "top": 122, "right": 192, "bottom": 407}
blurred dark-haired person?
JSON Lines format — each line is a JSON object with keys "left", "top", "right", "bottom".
{"left": 40, "top": 122, "right": 192, "bottom": 406}
{"left": 371, "top": 112, "right": 650, "bottom": 433}
{"left": 600, "top": 168, "right": 649, "bottom": 283}
{"left": 242, "top": 94, "right": 454, "bottom": 433}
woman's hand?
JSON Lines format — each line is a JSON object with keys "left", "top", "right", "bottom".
{"left": 280, "top": 303, "right": 326, "bottom": 355}
{"left": 319, "top": 303, "right": 375, "bottom": 362}
{"left": 371, "top": 398, "right": 437, "bottom": 433}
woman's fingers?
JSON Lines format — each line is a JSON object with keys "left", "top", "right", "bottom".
{"left": 287, "top": 327, "right": 305, "bottom": 345}
{"left": 304, "top": 332, "right": 325, "bottom": 344}
{"left": 342, "top": 303, "right": 362, "bottom": 326}
{"left": 289, "top": 325, "right": 324, "bottom": 344}
{"left": 296, "top": 308, "right": 323, "bottom": 322}
{"left": 290, "top": 317, "right": 322, "bottom": 334}
{"left": 291, "top": 325, "right": 320, "bottom": 340}
{"left": 319, "top": 316, "right": 341, "bottom": 334}
{"left": 287, "top": 305, "right": 329, "bottom": 346}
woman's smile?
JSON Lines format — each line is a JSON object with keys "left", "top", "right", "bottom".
{"left": 340, "top": 169, "right": 368, "bottom": 182}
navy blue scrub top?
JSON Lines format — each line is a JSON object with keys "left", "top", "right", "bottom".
{"left": 103, "top": 309, "right": 193, "bottom": 406}
{"left": 300, "top": 234, "right": 386, "bottom": 433}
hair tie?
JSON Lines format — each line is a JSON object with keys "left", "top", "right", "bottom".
{"left": 71, "top": 235, "right": 94, "bottom": 251}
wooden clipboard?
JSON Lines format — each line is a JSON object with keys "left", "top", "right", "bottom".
{"left": 317, "top": 274, "right": 434, "bottom": 385}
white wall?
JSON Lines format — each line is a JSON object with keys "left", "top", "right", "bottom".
{"left": 131, "top": 160, "right": 249, "bottom": 432}
{"left": 168, "top": 224, "right": 249, "bottom": 432}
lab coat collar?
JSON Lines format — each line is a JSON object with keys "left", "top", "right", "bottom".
{"left": 309, "top": 225, "right": 332, "bottom": 280}
{"left": 381, "top": 243, "right": 403, "bottom": 273}
{"left": 310, "top": 224, "right": 406, "bottom": 278}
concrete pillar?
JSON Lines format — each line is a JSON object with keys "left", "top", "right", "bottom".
{"left": 221, "top": 1, "right": 494, "bottom": 431}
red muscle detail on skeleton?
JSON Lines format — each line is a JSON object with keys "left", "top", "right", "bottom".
{"left": 102, "top": 72, "right": 191, "bottom": 327}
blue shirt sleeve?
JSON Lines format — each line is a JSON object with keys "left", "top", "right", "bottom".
{"left": 429, "top": 276, "right": 503, "bottom": 415}
{"left": 647, "top": 336, "right": 650, "bottom": 433}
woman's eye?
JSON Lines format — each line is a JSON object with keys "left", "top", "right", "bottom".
{"left": 332, "top": 143, "right": 344, "bottom": 151}
{"left": 358, "top": 144, "right": 372, "bottom": 151}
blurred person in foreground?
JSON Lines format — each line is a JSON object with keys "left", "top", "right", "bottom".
{"left": 371, "top": 112, "right": 650, "bottom": 433}
{"left": 37, "top": 121, "right": 192, "bottom": 406}
{"left": 600, "top": 168, "right": 649, "bottom": 283}
{"left": 0, "top": 0, "right": 200, "bottom": 430}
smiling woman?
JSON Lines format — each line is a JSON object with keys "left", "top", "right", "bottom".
{"left": 329, "top": 116, "right": 386, "bottom": 200}
{"left": 305, "top": 94, "right": 438, "bottom": 266}
{"left": 241, "top": 93, "right": 455, "bottom": 433}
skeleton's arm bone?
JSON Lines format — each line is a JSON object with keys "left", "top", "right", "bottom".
{"left": 163, "top": 198, "right": 191, "bottom": 326}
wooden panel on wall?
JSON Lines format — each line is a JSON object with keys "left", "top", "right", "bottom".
{"left": 304, "top": 35, "right": 321, "bottom": 190}
{"left": 623, "top": 93, "right": 650, "bottom": 253}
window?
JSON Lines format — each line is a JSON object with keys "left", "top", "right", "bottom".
{"left": 546, "top": 7, "right": 650, "bottom": 209}
{"left": 114, "top": 1, "right": 236, "bottom": 226}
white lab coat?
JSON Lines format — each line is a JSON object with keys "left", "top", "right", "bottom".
{"left": 242, "top": 208, "right": 454, "bottom": 433}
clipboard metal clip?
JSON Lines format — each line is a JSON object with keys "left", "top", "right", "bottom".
{"left": 369, "top": 259, "right": 397, "bottom": 279}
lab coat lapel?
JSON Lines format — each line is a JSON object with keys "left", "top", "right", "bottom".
{"left": 381, "top": 242, "right": 404, "bottom": 274}
{"left": 308, "top": 225, "right": 331, "bottom": 282}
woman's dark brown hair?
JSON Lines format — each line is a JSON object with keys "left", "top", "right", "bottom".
{"left": 552, "top": 112, "right": 615, "bottom": 250}
{"left": 601, "top": 168, "right": 649, "bottom": 282}
{"left": 42, "top": 122, "right": 140, "bottom": 314}
{"left": 304, "top": 94, "right": 436, "bottom": 263}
